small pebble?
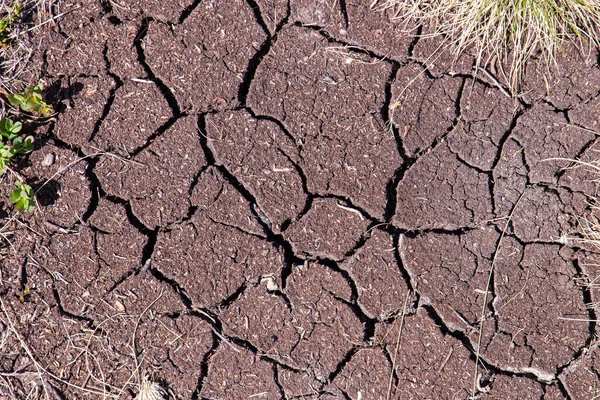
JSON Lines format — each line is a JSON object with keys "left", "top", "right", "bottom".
{"left": 42, "top": 153, "right": 55, "bottom": 167}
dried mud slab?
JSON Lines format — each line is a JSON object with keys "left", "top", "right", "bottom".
{"left": 54, "top": 0, "right": 105, "bottom": 34}
{"left": 570, "top": 95, "right": 600, "bottom": 133}
{"left": 220, "top": 282, "right": 298, "bottom": 361}
{"left": 448, "top": 81, "right": 517, "bottom": 171}
{"left": 3, "top": 272, "right": 211, "bottom": 399}
{"left": 521, "top": 44, "right": 600, "bottom": 109}
{"left": 342, "top": 1, "right": 414, "bottom": 62}
{"left": 153, "top": 187, "right": 283, "bottom": 309}
{"left": 92, "top": 80, "right": 173, "bottom": 156}
{"left": 341, "top": 230, "right": 410, "bottom": 319}
{"left": 200, "top": 345, "right": 280, "bottom": 399}
{"left": 277, "top": 368, "right": 322, "bottom": 399}
{"left": 410, "top": 26, "right": 476, "bottom": 77}
{"left": 96, "top": 116, "right": 205, "bottom": 228}
{"left": 284, "top": 197, "right": 370, "bottom": 260}
{"left": 249, "top": 25, "right": 401, "bottom": 217}
{"left": 563, "top": 346, "right": 600, "bottom": 399}
{"left": 283, "top": 262, "right": 363, "bottom": 379}
{"left": 53, "top": 75, "right": 115, "bottom": 148}
{"left": 24, "top": 144, "right": 92, "bottom": 229}
{"left": 189, "top": 167, "right": 266, "bottom": 236}
{"left": 220, "top": 262, "right": 363, "bottom": 381}
{"left": 401, "top": 227, "right": 499, "bottom": 332}
{"left": 290, "top": 0, "right": 344, "bottom": 32}
{"left": 511, "top": 103, "right": 595, "bottom": 184}
{"left": 324, "top": 348, "right": 391, "bottom": 399}
{"left": 492, "top": 137, "right": 529, "bottom": 217}
{"left": 511, "top": 186, "right": 574, "bottom": 242}
{"left": 391, "top": 63, "right": 463, "bottom": 157}
{"left": 105, "top": 19, "right": 146, "bottom": 79}
{"left": 45, "top": 11, "right": 110, "bottom": 77}
{"left": 82, "top": 274, "right": 213, "bottom": 399}
{"left": 0, "top": 297, "right": 90, "bottom": 398}
{"left": 0, "top": 224, "right": 37, "bottom": 291}
{"left": 110, "top": 0, "right": 193, "bottom": 22}
{"left": 481, "top": 375, "right": 545, "bottom": 399}
{"left": 35, "top": 199, "right": 146, "bottom": 317}
{"left": 376, "top": 309, "right": 475, "bottom": 398}
{"left": 206, "top": 110, "right": 306, "bottom": 232}
{"left": 144, "top": 0, "right": 267, "bottom": 113}
{"left": 487, "top": 242, "right": 589, "bottom": 377}
{"left": 394, "top": 144, "right": 493, "bottom": 230}
{"left": 557, "top": 140, "right": 600, "bottom": 200}
{"left": 255, "top": 0, "right": 289, "bottom": 34}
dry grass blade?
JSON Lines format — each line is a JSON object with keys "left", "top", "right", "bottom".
{"left": 1, "top": 1, "right": 64, "bottom": 92}
{"left": 386, "top": 289, "right": 411, "bottom": 400}
{"left": 0, "top": 297, "right": 119, "bottom": 399}
{"left": 472, "top": 191, "right": 524, "bottom": 397}
{"left": 375, "top": 0, "right": 600, "bottom": 91}
{"left": 134, "top": 374, "right": 167, "bottom": 400}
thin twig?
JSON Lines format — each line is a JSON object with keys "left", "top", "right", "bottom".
{"left": 7, "top": 5, "right": 81, "bottom": 38}
{"left": 386, "top": 289, "right": 411, "bottom": 400}
{"left": 35, "top": 151, "right": 141, "bottom": 195}
{"left": 0, "top": 297, "right": 117, "bottom": 398}
{"left": 121, "top": 290, "right": 165, "bottom": 398}
{"left": 472, "top": 191, "right": 524, "bottom": 397}
{"left": 477, "top": 67, "right": 512, "bottom": 98}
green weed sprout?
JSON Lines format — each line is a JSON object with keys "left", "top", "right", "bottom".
{"left": 0, "top": 115, "right": 35, "bottom": 213}
{"left": 8, "top": 83, "right": 53, "bottom": 117}
{"left": 9, "top": 181, "right": 34, "bottom": 212}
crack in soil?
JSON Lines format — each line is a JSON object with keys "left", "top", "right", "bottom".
{"left": 3, "top": 1, "right": 599, "bottom": 397}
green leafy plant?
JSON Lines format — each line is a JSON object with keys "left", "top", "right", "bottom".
{"left": 0, "top": 1, "right": 22, "bottom": 46}
{"left": 0, "top": 113, "right": 35, "bottom": 213}
{"left": 9, "top": 181, "right": 34, "bottom": 212}
{"left": 1, "top": 83, "right": 49, "bottom": 213}
{"left": 8, "top": 83, "right": 53, "bottom": 117}
{"left": 0, "top": 116, "right": 33, "bottom": 170}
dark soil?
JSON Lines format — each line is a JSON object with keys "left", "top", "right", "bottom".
{"left": 1, "top": 0, "right": 600, "bottom": 399}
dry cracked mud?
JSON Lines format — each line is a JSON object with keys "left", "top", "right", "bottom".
{"left": 2, "top": 0, "right": 600, "bottom": 399}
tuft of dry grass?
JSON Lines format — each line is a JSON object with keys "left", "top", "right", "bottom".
{"left": 134, "top": 374, "right": 167, "bottom": 400}
{"left": 376, "top": 0, "right": 600, "bottom": 91}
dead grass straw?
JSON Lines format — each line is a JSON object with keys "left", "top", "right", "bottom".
{"left": 386, "top": 289, "right": 411, "bottom": 400}
{"left": 472, "top": 191, "right": 524, "bottom": 397}
{"left": 1, "top": 1, "right": 67, "bottom": 93}
{"left": 376, "top": 0, "right": 600, "bottom": 91}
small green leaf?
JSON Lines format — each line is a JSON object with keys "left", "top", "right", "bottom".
{"left": 10, "top": 182, "right": 35, "bottom": 213}
{"left": 12, "top": 136, "right": 34, "bottom": 155}
{"left": 20, "top": 136, "right": 33, "bottom": 154}
{"left": 7, "top": 93, "right": 26, "bottom": 106}
{"left": 39, "top": 104, "right": 53, "bottom": 117}
{"left": 11, "top": 120, "right": 22, "bottom": 133}
{"left": 0, "top": 117, "right": 22, "bottom": 138}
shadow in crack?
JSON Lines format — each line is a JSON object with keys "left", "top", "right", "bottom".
{"left": 0, "top": 203, "right": 9, "bottom": 220}
{"left": 31, "top": 179, "right": 61, "bottom": 207}
{"left": 42, "top": 79, "right": 84, "bottom": 114}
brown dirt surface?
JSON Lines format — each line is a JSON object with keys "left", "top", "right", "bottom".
{"left": 2, "top": 0, "right": 600, "bottom": 399}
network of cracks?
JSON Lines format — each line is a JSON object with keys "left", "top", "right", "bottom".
{"left": 2, "top": 0, "right": 600, "bottom": 399}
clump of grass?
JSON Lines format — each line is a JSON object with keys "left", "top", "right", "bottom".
{"left": 377, "top": 0, "right": 600, "bottom": 90}
{"left": 134, "top": 374, "right": 167, "bottom": 400}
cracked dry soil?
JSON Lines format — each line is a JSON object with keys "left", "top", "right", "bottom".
{"left": 2, "top": 0, "right": 600, "bottom": 399}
